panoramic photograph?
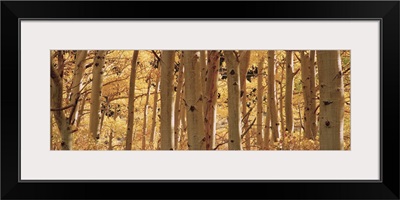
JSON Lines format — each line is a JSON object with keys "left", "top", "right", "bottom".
{"left": 50, "top": 50, "right": 350, "bottom": 150}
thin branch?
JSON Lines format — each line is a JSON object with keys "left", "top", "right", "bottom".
{"left": 51, "top": 104, "right": 74, "bottom": 111}
{"left": 213, "top": 141, "right": 228, "bottom": 150}
{"left": 241, "top": 117, "right": 257, "bottom": 140}
{"left": 294, "top": 52, "right": 301, "bottom": 63}
{"left": 294, "top": 68, "right": 301, "bottom": 76}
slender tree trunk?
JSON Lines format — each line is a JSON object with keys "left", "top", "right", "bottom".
{"left": 98, "top": 99, "right": 107, "bottom": 137}
{"left": 76, "top": 91, "right": 87, "bottom": 127}
{"left": 204, "top": 50, "right": 220, "bottom": 150}
{"left": 256, "top": 58, "right": 265, "bottom": 149}
{"left": 240, "top": 51, "right": 251, "bottom": 150}
{"left": 160, "top": 51, "right": 175, "bottom": 150}
{"left": 142, "top": 77, "right": 151, "bottom": 150}
{"left": 225, "top": 51, "right": 242, "bottom": 150}
{"left": 285, "top": 50, "right": 295, "bottom": 134}
{"left": 149, "top": 70, "right": 160, "bottom": 149}
{"left": 268, "top": 50, "right": 280, "bottom": 142}
{"left": 50, "top": 52, "right": 72, "bottom": 150}
{"left": 184, "top": 51, "right": 206, "bottom": 150}
{"left": 174, "top": 59, "right": 184, "bottom": 150}
{"left": 279, "top": 65, "right": 285, "bottom": 148}
{"left": 264, "top": 104, "right": 271, "bottom": 149}
{"left": 108, "top": 130, "right": 113, "bottom": 150}
{"left": 69, "top": 50, "right": 88, "bottom": 126}
{"left": 300, "top": 51, "right": 315, "bottom": 139}
{"left": 89, "top": 50, "right": 106, "bottom": 141}
{"left": 125, "top": 51, "right": 139, "bottom": 150}
{"left": 200, "top": 51, "right": 207, "bottom": 98}
{"left": 180, "top": 81, "right": 187, "bottom": 150}
{"left": 317, "top": 50, "right": 344, "bottom": 150}
{"left": 309, "top": 50, "right": 318, "bottom": 139}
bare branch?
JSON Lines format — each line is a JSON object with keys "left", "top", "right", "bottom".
{"left": 51, "top": 104, "right": 74, "bottom": 111}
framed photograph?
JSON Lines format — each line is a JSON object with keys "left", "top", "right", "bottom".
{"left": 2, "top": 1, "right": 399, "bottom": 199}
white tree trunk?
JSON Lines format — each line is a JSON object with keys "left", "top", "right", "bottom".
{"left": 50, "top": 52, "right": 73, "bottom": 150}
{"left": 225, "top": 51, "right": 242, "bottom": 150}
{"left": 256, "top": 58, "right": 265, "bottom": 149}
{"left": 264, "top": 104, "right": 271, "bottom": 149}
{"left": 125, "top": 51, "right": 139, "bottom": 150}
{"left": 240, "top": 51, "right": 251, "bottom": 150}
{"left": 317, "top": 50, "right": 344, "bottom": 150}
{"left": 285, "top": 50, "right": 295, "bottom": 134}
{"left": 142, "top": 78, "right": 151, "bottom": 150}
{"left": 180, "top": 80, "right": 187, "bottom": 150}
{"left": 204, "top": 50, "right": 220, "bottom": 150}
{"left": 184, "top": 51, "right": 206, "bottom": 150}
{"left": 89, "top": 50, "right": 106, "bottom": 141}
{"left": 160, "top": 51, "right": 175, "bottom": 150}
{"left": 174, "top": 58, "right": 184, "bottom": 150}
{"left": 309, "top": 50, "right": 318, "bottom": 138}
{"left": 69, "top": 50, "right": 88, "bottom": 125}
{"left": 149, "top": 70, "right": 160, "bottom": 149}
{"left": 267, "top": 50, "right": 280, "bottom": 141}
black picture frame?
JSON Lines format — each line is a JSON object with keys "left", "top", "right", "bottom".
{"left": 1, "top": 1, "right": 399, "bottom": 199}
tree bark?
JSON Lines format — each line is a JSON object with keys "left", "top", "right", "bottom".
{"left": 317, "top": 50, "right": 344, "bottom": 150}
{"left": 50, "top": 51, "right": 73, "bottom": 150}
{"left": 76, "top": 91, "right": 87, "bottom": 127}
{"left": 309, "top": 50, "right": 318, "bottom": 139}
{"left": 256, "top": 57, "right": 265, "bottom": 149}
{"left": 200, "top": 51, "right": 207, "bottom": 98}
{"left": 285, "top": 50, "right": 295, "bottom": 134}
{"left": 184, "top": 51, "right": 206, "bottom": 150}
{"left": 264, "top": 103, "right": 271, "bottom": 149}
{"left": 174, "top": 58, "right": 184, "bottom": 150}
{"left": 225, "top": 51, "right": 242, "bottom": 150}
{"left": 240, "top": 51, "right": 251, "bottom": 150}
{"left": 125, "top": 51, "right": 139, "bottom": 150}
{"left": 69, "top": 50, "right": 88, "bottom": 126}
{"left": 142, "top": 77, "right": 152, "bottom": 150}
{"left": 149, "top": 70, "right": 160, "bottom": 149}
{"left": 279, "top": 65, "right": 285, "bottom": 147}
{"left": 108, "top": 130, "right": 114, "bottom": 150}
{"left": 160, "top": 51, "right": 175, "bottom": 150}
{"left": 89, "top": 50, "right": 106, "bottom": 141}
{"left": 180, "top": 81, "right": 187, "bottom": 150}
{"left": 204, "top": 50, "right": 220, "bottom": 150}
{"left": 300, "top": 51, "right": 313, "bottom": 139}
{"left": 98, "top": 97, "right": 108, "bottom": 137}
{"left": 268, "top": 50, "right": 280, "bottom": 142}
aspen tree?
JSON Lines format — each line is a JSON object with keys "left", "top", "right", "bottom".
{"left": 149, "top": 70, "right": 160, "bottom": 149}
{"left": 317, "top": 50, "right": 344, "bottom": 150}
{"left": 256, "top": 57, "right": 265, "bottom": 149}
{"left": 309, "top": 50, "right": 318, "bottom": 138}
{"left": 300, "top": 51, "right": 313, "bottom": 139}
{"left": 174, "top": 57, "right": 184, "bottom": 150}
{"left": 142, "top": 77, "right": 152, "bottom": 150}
{"left": 125, "top": 51, "right": 139, "bottom": 150}
{"left": 160, "top": 51, "right": 175, "bottom": 150}
{"left": 225, "top": 51, "right": 242, "bottom": 150}
{"left": 184, "top": 51, "right": 206, "bottom": 150}
{"left": 284, "top": 51, "right": 295, "bottom": 133}
{"left": 89, "top": 50, "right": 106, "bottom": 141}
{"left": 204, "top": 50, "right": 220, "bottom": 150}
{"left": 69, "top": 50, "right": 88, "bottom": 125}
{"left": 268, "top": 50, "right": 280, "bottom": 141}
{"left": 240, "top": 51, "right": 251, "bottom": 150}
{"left": 50, "top": 51, "right": 73, "bottom": 150}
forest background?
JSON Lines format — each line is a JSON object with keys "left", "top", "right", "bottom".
{"left": 50, "top": 50, "right": 350, "bottom": 151}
